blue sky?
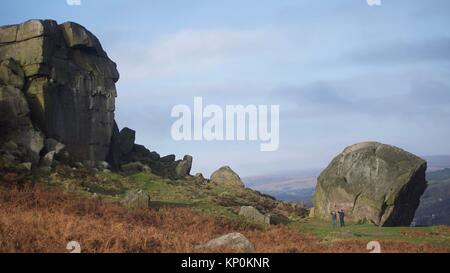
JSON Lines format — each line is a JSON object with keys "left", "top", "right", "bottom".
{"left": 1, "top": 0, "right": 450, "bottom": 177}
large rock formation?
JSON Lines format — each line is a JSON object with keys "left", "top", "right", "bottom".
{"left": 313, "top": 142, "right": 428, "bottom": 227}
{"left": 0, "top": 19, "right": 118, "bottom": 162}
{"left": 0, "top": 19, "right": 195, "bottom": 180}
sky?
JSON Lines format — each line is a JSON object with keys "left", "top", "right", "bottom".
{"left": 1, "top": 0, "right": 450, "bottom": 177}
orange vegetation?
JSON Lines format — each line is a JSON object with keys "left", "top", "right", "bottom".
{"left": 0, "top": 182, "right": 448, "bottom": 253}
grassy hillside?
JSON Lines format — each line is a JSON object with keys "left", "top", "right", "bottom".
{"left": 1, "top": 159, "right": 449, "bottom": 253}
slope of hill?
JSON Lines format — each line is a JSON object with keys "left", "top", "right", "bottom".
{"left": 1, "top": 159, "right": 449, "bottom": 253}
{"left": 243, "top": 169, "right": 319, "bottom": 206}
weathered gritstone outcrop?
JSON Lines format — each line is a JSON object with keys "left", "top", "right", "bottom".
{"left": 0, "top": 20, "right": 118, "bottom": 162}
{"left": 0, "top": 19, "right": 194, "bottom": 179}
{"left": 313, "top": 142, "right": 428, "bottom": 227}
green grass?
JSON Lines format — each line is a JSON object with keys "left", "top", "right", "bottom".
{"left": 293, "top": 218, "right": 450, "bottom": 246}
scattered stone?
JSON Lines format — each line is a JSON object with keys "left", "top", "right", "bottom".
{"left": 266, "top": 213, "right": 291, "bottom": 225}
{"left": 121, "top": 189, "right": 150, "bottom": 208}
{"left": 18, "top": 162, "right": 32, "bottom": 171}
{"left": 210, "top": 166, "right": 245, "bottom": 187}
{"left": 195, "top": 233, "right": 255, "bottom": 253}
{"left": 73, "top": 162, "right": 83, "bottom": 169}
{"left": 95, "top": 161, "right": 110, "bottom": 171}
{"left": 41, "top": 151, "right": 55, "bottom": 167}
{"left": 239, "top": 206, "right": 270, "bottom": 225}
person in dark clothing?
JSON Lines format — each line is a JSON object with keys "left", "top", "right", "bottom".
{"left": 331, "top": 211, "right": 337, "bottom": 228}
{"left": 338, "top": 209, "right": 345, "bottom": 227}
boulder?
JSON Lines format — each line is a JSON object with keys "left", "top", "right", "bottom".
{"left": 265, "top": 213, "right": 291, "bottom": 225}
{"left": 196, "top": 233, "right": 255, "bottom": 253}
{"left": 119, "top": 127, "right": 136, "bottom": 155}
{"left": 95, "top": 161, "right": 110, "bottom": 171}
{"left": 175, "top": 155, "right": 193, "bottom": 178}
{"left": 313, "top": 142, "right": 428, "bottom": 227}
{"left": 73, "top": 162, "right": 84, "bottom": 169}
{"left": 121, "top": 189, "right": 150, "bottom": 209}
{"left": 41, "top": 151, "right": 55, "bottom": 167}
{"left": 210, "top": 166, "right": 245, "bottom": 187}
{"left": 239, "top": 206, "right": 270, "bottom": 225}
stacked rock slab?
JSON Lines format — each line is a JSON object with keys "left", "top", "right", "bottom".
{"left": 0, "top": 20, "right": 119, "bottom": 162}
{"left": 313, "top": 142, "right": 428, "bottom": 227}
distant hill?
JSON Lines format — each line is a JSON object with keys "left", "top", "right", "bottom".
{"left": 423, "top": 155, "right": 450, "bottom": 171}
{"left": 414, "top": 168, "right": 450, "bottom": 226}
{"left": 414, "top": 181, "right": 450, "bottom": 226}
{"left": 426, "top": 168, "right": 450, "bottom": 182}
{"left": 243, "top": 169, "right": 319, "bottom": 206}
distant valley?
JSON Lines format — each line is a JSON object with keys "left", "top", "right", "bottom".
{"left": 244, "top": 156, "right": 450, "bottom": 225}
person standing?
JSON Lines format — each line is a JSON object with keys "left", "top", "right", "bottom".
{"left": 331, "top": 211, "right": 337, "bottom": 228}
{"left": 338, "top": 209, "right": 345, "bottom": 227}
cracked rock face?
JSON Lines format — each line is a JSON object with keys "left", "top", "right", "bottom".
{"left": 313, "top": 142, "right": 428, "bottom": 226}
{"left": 0, "top": 19, "right": 119, "bottom": 161}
